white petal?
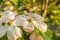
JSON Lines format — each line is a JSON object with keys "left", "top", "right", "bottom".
{"left": 7, "top": 30, "right": 17, "bottom": 40}
{"left": 14, "top": 16, "right": 28, "bottom": 26}
{"left": 0, "top": 11, "right": 9, "bottom": 18}
{"left": 0, "top": 25, "right": 8, "bottom": 38}
{"left": 16, "top": 15, "right": 30, "bottom": 20}
{"left": 32, "top": 21, "right": 47, "bottom": 32}
{"left": 26, "top": 13, "right": 45, "bottom": 22}
{"left": 11, "top": 26, "right": 22, "bottom": 38}
{"left": 7, "top": 25, "right": 22, "bottom": 40}
{"left": 0, "top": 11, "right": 10, "bottom": 23}
{"left": 23, "top": 22, "right": 34, "bottom": 33}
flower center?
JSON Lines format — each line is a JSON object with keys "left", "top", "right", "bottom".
{"left": 7, "top": 21, "right": 13, "bottom": 26}
{"left": 28, "top": 18, "right": 34, "bottom": 22}
{"left": 2, "top": 22, "right": 5, "bottom": 26}
{"left": 0, "top": 14, "right": 3, "bottom": 18}
{"left": 19, "top": 12, "right": 26, "bottom": 15}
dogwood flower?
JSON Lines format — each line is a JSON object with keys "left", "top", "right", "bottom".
{"left": 25, "top": 13, "right": 47, "bottom": 32}
{"left": 15, "top": 15, "right": 34, "bottom": 33}
{"left": 0, "top": 21, "right": 22, "bottom": 40}
{"left": 0, "top": 11, "right": 32, "bottom": 39}
{"left": 0, "top": 10, "right": 47, "bottom": 40}
{"left": 20, "top": 13, "right": 47, "bottom": 33}
{"left": 0, "top": 13, "right": 30, "bottom": 40}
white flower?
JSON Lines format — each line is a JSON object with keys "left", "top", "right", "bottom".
{"left": 25, "top": 13, "right": 47, "bottom": 32}
{"left": 0, "top": 13, "right": 30, "bottom": 40}
{"left": 16, "top": 15, "right": 34, "bottom": 33}
{"left": 0, "top": 21, "right": 22, "bottom": 40}
{"left": 0, "top": 11, "right": 47, "bottom": 40}
{"left": 16, "top": 14, "right": 47, "bottom": 33}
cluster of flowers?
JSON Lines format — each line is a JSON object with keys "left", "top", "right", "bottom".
{"left": 0, "top": 10, "right": 47, "bottom": 40}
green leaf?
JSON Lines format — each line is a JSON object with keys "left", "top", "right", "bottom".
{"left": 0, "top": 0, "right": 3, "bottom": 5}
{"left": 10, "top": 0, "right": 23, "bottom": 7}
{"left": 0, "top": 34, "right": 8, "bottom": 40}
{"left": 39, "top": 29, "right": 53, "bottom": 40}
{"left": 17, "top": 37, "right": 24, "bottom": 40}
{"left": 53, "top": 33, "right": 60, "bottom": 40}
{"left": 10, "top": 0, "right": 18, "bottom": 5}
{"left": 35, "top": 28, "right": 53, "bottom": 40}
{"left": 22, "top": 30, "right": 30, "bottom": 40}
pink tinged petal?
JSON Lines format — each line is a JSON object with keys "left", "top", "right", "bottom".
{"left": 7, "top": 26, "right": 22, "bottom": 40}
{"left": 0, "top": 25, "right": 8, "bottom": 38}
{"left": 23, "top": 22, "right": 34, "bottom": 33}
{"left": 14, "top": 16, "right": 28, "bottom": 26}
{"left": 26, "top": 13, "right": 45, "bottom": 22}
{"left": 11, "top": 26, "right": 22, "bottom": 38}
{"left": 30, "top": 31, "right": 38, "bottom": 40}
{"left": 16, "top": 15, "right": 30, "bottom": 21}
{"left": 32, "top": 21, "right": 47, "bottom": 32}
{"left": 32, "top": 13, "right": 45, "bottom": 21}
{"left": 30, "top": 31, "right": 44, "bottom": 40}
{"left": 7, "top": 30, "right": 17, "bottom": 40}
{"left": 20, "top": 15, "right": 30, "bottom": 19}
{"left": 6, "top": 11, "right": 17, "bottom": 20}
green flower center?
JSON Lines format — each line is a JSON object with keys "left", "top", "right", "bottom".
{"left": 2, "top": 22, "right": 5, "bottom": 26}
{"left": 7, "top": 21, "right": 13, "bottom": 26}
{"left": 28, "top": 18, "right": 34, "bottom": 22}
{"left": 0, "top": 14, "right": 3, "bottom": 18}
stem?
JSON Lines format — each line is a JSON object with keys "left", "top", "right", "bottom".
{"left": 42, "top": 0, "right": 45, "bottom": 10}
{"left": 48, "top": 0, "right": 58, "bottom": 9}
{"left": 42, "top": 0, "right": 48, "bottom": 18}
